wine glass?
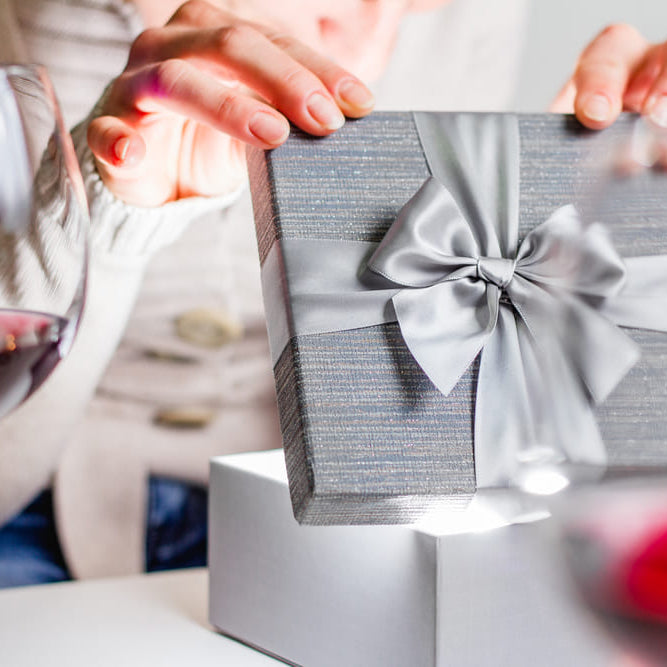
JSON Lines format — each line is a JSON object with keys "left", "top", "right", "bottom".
{"left": 518, "top": 114, "right": 667, "bottom": 664}
{"left": 0, "top": 64, "right": 88, "bottom": 418}
{"left": 508, "top": 112, "right": 667, "bottom": 498}
{"left": 549, "top": 480, "right": 667, "bottom": 666}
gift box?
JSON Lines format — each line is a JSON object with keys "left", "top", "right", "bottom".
{"left": 208, "top": 450, "right": 617, "bottom": 667}
{"left": 248, "top": 112, "right": 667, "bottom": 525}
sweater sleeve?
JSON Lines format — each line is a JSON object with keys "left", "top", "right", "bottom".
{"left": 0, "top": 98, "right": 241, "bottom": 526}
{"left": 71, "top": 98, "right": 243, "bottom": 262}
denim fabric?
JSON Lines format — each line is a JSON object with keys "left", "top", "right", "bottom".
{"left": 145, "top": 477, "right": 208, "bottom": 573}
{"left": 0, "top": 478, "right": 208, "bottom": 588}
{"left": 0, "top": 490, "right": 70, "bottom": 588}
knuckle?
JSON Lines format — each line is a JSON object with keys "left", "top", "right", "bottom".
{"left": 588, "top": 58, "right": 626, "bottom": 75}
{"left": 128, "top": 28, "right": 161, "bottom": 64}
{"left": 152, "top": 59, "right": 188, "bottom": 95}
{"left": 173, "top": 0, "right": 210, "bottom": 23}
{"left": 114, "top": 71, "right": 134, "bottom": 92}
{"left": 270, "top": 32, "right": 297, "bottom": 52}
{"left": 213, "top": 23, "right": 257, "bottom": 54}
{"left": 105, "top": 72, "right": 133, "bottom": 109}
{"left": 318, "top": 62, "right": 345, "bottom": 84}
{"left": 576, "top": 52, "right": 628, "bottom": 81}
{"left": 281, "top": 66, "right": 319, "bottom": 97}
{"left": 214, "top": 92, "right": 239, "bottom": 124}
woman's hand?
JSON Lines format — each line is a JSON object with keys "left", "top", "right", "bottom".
{"left": 551, "top": 24, "right": 667, "bottom": 130}
{"left": 87, "top": 0, "right": 375, "bottom": 206}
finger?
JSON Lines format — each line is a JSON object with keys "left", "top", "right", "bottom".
{"left": 159, "top": 1, "right": 373, "bottom": 123}
{"left": 87, "top": 115, "right": 162, "bottom": 206}
{"left": 87, "top": 115, "right": 146, "bottom": 168}
{"left": 550, "top": 79, "right": 576, "bottom": 113}
{"left": 573, "top": 24, "right": 648, "bottom": 129}
{"left": 654, "top": 137, "right": 667, "bottom": 169}
{"left": 166, "top": 0, "right": 252, "bottom": 28}
{"left": 642, "top": 46, "right": 667, "bottom": 127}
{"left": 110, "top": 60, "right": 291, "bottom": 148}
{"left": 129, "top": 25, "right": 347, "bottom": 135}
{"left": 262, "top": 31, "right": 375, "bottom": 118}
{"left": 623, "top": 44, "right": 664, "bottom": 111}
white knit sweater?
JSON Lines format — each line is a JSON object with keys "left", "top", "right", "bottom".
{"left": 0, "top": 0, "right": 527, "bottom": 578}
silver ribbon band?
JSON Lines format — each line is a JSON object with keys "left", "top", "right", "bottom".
{"left": 261, "top": 112, "right": 667, "bottom": 488}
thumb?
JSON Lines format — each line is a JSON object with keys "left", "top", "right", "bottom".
{"left": 572, "top": 24, "right": 647, "bottom": 129}
{"left": 87, "top": 115, "right": 146, "bottom": 169}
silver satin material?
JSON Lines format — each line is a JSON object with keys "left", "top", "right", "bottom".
{"left": 262, "top": 112, "right": 667, "bottom": 488}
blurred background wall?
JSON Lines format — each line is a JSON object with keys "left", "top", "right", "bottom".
{"left": 516, "top": 1, "right": 667, "bottom": 110}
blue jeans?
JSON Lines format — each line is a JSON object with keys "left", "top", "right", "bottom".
{"left": 0, "top": 477, "right": 207, "bottom": 588}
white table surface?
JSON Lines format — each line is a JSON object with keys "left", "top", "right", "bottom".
{"left": 0, "top": 568, "right": 283, "bottom": 666}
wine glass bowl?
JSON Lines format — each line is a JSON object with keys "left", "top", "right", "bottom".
{"left": 551, "top": 480, "right": 667, "bottom": 666}
{"left": 0, "top": 65, "right": 88, "bottom": 418}
{"left": 508, "top": 112, "right": 667, "bottom": 497}
{"left": 529, "top": 114, "right": 667, "bottom": 665}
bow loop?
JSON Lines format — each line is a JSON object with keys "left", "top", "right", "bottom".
{"left": 366, "top": 177, "right": 478, "bottom": 288}
{"left": 515, "top": 205, "right": 626, "bottom": 298}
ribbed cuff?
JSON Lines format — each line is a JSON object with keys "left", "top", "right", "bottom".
{"left": 69, "top": 89, "right": 244, "bottom": 263}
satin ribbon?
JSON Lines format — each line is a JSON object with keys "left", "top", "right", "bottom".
{"left": 262, "top": 112, "right": 667, "bottom": 487}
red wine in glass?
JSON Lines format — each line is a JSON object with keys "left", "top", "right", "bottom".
{"left": 0, "top": 309, "right": 68, "bottom": 418}
{"left": 0, "top": 65, "right": 88, "bottom": 418}
{"left": 556, "top": 484, "right": 667, "bottom": 666}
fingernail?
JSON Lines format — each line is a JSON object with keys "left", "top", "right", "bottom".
{"left": 649, "top": 96, "right": 667, "bottom": 128}
{"left": 248, "top": 112, "right": 290, "bottom": 145}
{"left": 583, "top": 94, "right": 612, "bottom": 122}
{"left": 114, "top": 136, "right": 131, "bottom": 162}
{"left": 337, "top": 79, "right": 375, "bottom": 111}
{"left": 306, "top": 92, "right": 345, "bottom": 130}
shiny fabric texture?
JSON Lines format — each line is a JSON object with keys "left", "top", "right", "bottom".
{"left": 264, "top": 113, "right": 667, "bottom": 488}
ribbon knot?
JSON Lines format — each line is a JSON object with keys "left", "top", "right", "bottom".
{"left": 476, "top": 256, "right": 515, "bottom": 288}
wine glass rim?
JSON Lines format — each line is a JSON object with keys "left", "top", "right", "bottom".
{"left": 0, "top": 63, "right": 49, "bottom": 79}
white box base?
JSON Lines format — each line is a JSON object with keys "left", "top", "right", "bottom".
{"left": 209, "top": 450, "right": 616, "bottom": 667}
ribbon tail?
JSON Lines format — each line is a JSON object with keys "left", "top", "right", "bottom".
{"left": 475, "top": 307, "right": 607, "bottom": 489}
{"left": 474, "top": 308, "right": 538, "bottom": 487}
{"left": 508, "top": 276, "right": 639, "bottom": 404}
{"left": 536, "top": 327, "right": 608, "bottom": 471}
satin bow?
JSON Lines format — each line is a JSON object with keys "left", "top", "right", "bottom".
{"left": 366, "top": 177, "right": 640, "bottom": 485}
